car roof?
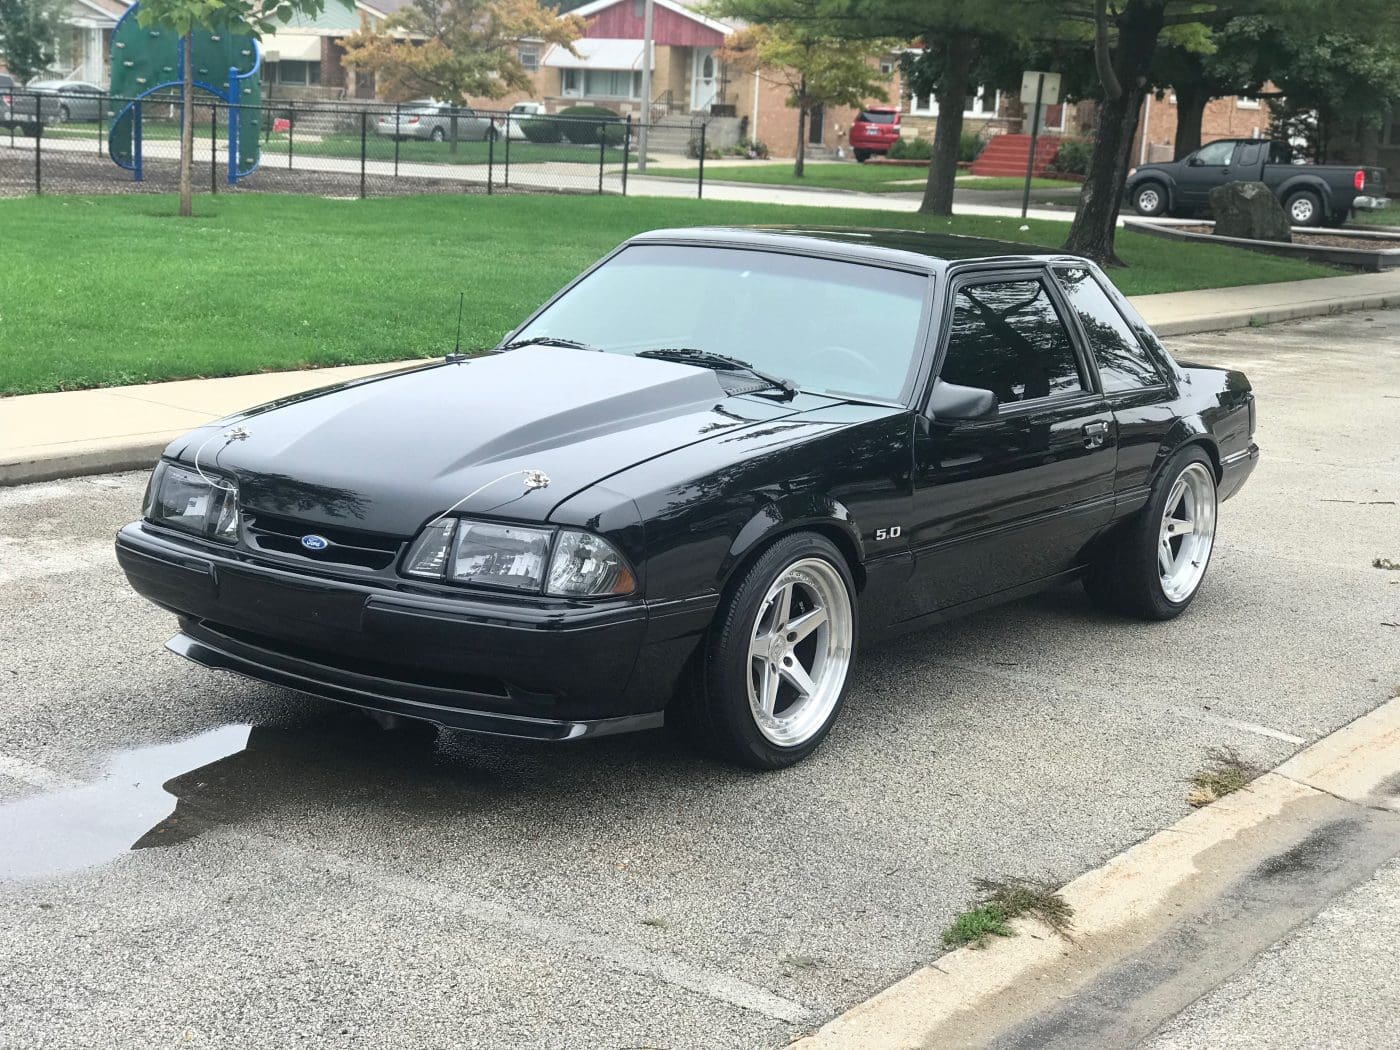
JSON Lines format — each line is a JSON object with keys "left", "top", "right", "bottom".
{"left": 626, "top": 226, "right": 1082, "bottom": 274}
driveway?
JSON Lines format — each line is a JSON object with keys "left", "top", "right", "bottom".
{"left": 1, "top": 312, "right": 1397, "bottom": 1048}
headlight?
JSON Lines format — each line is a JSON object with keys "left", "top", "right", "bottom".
{"left": 403, "top": 517, "right": 636, "bottom": 597}
{"left": 145, "top": 461, "right": 239, "bottom": 543}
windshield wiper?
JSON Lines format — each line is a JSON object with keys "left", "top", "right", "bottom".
{"left": 637, "top": 348, "right": 798, "bottom": 401}
{"left": 499, "top": 336, "right": 600, "bottom": 352}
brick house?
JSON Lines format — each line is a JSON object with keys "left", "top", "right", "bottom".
{"left": 1130, "top": 91, "right": 1273, "bottom": 164}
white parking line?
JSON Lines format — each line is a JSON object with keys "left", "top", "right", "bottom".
{"left": 940, "top": 658, "right": 1307, "bottom": 745}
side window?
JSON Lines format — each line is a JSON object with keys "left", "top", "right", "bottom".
{"left": 1235, "top": 142, "right": 1262, "bottom": 166}
{"left": 1055, "top": 267, "right": 1163, "bottom": 392}
{"left": 1268, "top": 141, "right": 1292, "bottom": 164}
{"left": 1195, "top": 140, "right": 1236, "bottom": 166}
{"left": 940, "top": 279, "right": 1087, "bottom": 405}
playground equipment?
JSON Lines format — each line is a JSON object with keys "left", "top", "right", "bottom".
{"left": 107, "top": 2, "right": 262, "bottom": 183}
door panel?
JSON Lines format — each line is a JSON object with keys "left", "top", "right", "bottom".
{"left": 1178, "top": 140, "right": 1239, "bottom": 207}
{"left": 905, "top": 274, "right": 1118, "bottom": 615}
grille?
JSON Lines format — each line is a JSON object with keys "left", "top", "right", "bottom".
{"left": 243, "top": 512, "right": 403, "bottom": 571}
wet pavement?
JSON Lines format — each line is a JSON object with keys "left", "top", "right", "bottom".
{"left": 1, "top": 313, "right": 1398, "bottom": 1048}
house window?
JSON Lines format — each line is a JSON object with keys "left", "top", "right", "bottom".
{"left": 276, "top": 60, "right": 321, "bottom": 86}
{"left": 879, "top": 59, "right": 894, "bottom": 75}
{"left": 907, "top": 84, "right": 997, "bottom": 118}
{"left": 1236, "top": 96, "right": 1261, "bottom": 109}
{"left": 569, "top": 69, "right": 641, "bottom": 98}
{"left": 519, "top": 47, "right": 539, "bottom": 72}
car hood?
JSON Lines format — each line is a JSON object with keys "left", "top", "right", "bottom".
{"left": 165, "top": 346, "right": 799, "bottom": 536}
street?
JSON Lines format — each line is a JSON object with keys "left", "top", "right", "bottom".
{"left": 1, "top": 311, "right": 1397, "bottom": 1049}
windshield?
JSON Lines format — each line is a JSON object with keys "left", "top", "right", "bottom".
{"left": 510, "top": 244, "right": 930, "bottom": 402}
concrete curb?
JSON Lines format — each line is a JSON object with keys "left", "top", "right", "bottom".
{"left": 1147, "top": 289, "right": 1400, "bottom": 337}
{"left": 791, "top": 695, "right": 1400, "bottom": 1049}
{"left": 0, "top": 438, "right": 174, "bottom": 487}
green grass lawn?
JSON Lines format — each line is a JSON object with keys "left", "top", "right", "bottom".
{"left": 1352, "top": 202, "right": 1399, "bottom": 227}
{"left": 644, "top": 162, "right": 1073, "bottom": 194}
{"left": 0, "top": 193, "right": 1338, "bottom": 396}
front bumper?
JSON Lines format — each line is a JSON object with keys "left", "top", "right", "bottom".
{"left": 1353, "top": 195, "right": 1391, "bottom": 211}
{"left": 116, "top": 522, "right": 715, "bottom": 739}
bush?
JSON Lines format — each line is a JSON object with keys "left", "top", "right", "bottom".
{"left": 959, "top": 131, "right": 985, "bottom": 163}
{"left": 519, "top": 117, "right": 562, "bottom": 144}
{"left": 556, "top": 104, "right": 622, "bottom": 145}
{"left": 888, "top": 137, "right": 932, "bottom": 161}
{"left": 1053, "top": 138, "right": 1092, "bottom": 175}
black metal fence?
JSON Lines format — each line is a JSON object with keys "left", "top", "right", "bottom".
{"left": 0, "top": 91, "right": 710, "bottom": 200}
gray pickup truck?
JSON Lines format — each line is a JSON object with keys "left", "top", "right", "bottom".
{"left": 1126, "top": 138, "right": 1389, "bottom": 227}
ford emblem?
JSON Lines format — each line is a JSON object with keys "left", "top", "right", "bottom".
{"left": 300, "top": 534, "right": 330, "bottom": 551}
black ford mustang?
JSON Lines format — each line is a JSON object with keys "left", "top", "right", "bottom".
{"left": 117, "top": 227, "right": 1259, "bottom": 768}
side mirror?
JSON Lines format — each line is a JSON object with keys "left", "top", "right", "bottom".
{"left": 927, "top": 379, "right": 999, "bottom": 423}
{"left": 1187, "top": 155, "right": 1203, "bottom": 166}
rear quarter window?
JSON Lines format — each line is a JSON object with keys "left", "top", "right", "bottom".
{"left": 1054, "top": 267, "right": 1163, "bottom": 392}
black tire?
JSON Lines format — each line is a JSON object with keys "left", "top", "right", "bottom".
{"left": 1131, "top": 181, "right": 1169, "bottom": 217}
{"left": 429, "top": 127, "right": 445, "bottom": 142}
{"left": 483, "top": 124, "right": 498, "bottom": 141}
{"left": 58, "top": 104, "right": 70, "bottom": 123}
{"left": 1083, "top": 446, "right": 1218, "bottom": 621}
{"left": 671, "top": 532, "right": 858, "bottom": 769}
{"left": 854, "top": 149, "right": 870, "bottom": 163}
{"left": 1284, "top": 189, "right": 1323, "bottom": 227}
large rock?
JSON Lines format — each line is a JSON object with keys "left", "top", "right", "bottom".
{"left": 1210, "top": 181, "right": 1292, "bottom": 243}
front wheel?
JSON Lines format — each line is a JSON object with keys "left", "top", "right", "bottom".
{"left": 1084, "top": 447, "right": 1218, "bottom": 620}
{"left": 429, "top": 127, "right": 445, "bottom": 142}
{"left": 1132, "top": 182, "right": 1168, "bottom": 217}
{"left": 58, "top": 104, "right": 71, "bottom": 123}
{"left": 673, "top": 533, "right": 857, "bottom": 769}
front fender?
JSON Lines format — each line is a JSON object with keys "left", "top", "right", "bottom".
{"left": 722, "top": 493, "right": 866, "bottom": 589}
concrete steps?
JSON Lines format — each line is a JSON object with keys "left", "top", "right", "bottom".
{"left": 971, "top": 133, "right": 1060, "bottom": 177}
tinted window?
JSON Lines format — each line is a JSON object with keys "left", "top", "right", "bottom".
{"left": 1268, "top": 141, "right": 1292, "bottom": 164}
{"left": 1055, "top": 268, "right": 1162, "bottom": 392}
{"left": 940, "top": 280, "right": 1085, "bottom": 404}
{"left": 513, "top": 245, "right": 930, "bottom": 401}
{"left": 1195, "top": 140, "right": 1236, "bottom": 166}
{"left": 858, "top": 110, "right": 896, "bottom": 124}
{"left": 1235, "top": 142, "right": 1262, "bottom": 166}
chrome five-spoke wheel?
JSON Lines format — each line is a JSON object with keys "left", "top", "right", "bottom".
{"left": 747, "top": 558, "right": 853, "bottom": 747}
{"left": 1159, "top": 462, "right": 1217, "bottom": 603}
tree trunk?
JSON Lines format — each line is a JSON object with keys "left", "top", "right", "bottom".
{"left": 1172, "top": 83, "right": 1209, "bottom": 159}
{"left": 179, "top": 31, "right": 193, "bottom": 217}
{"left": 1063, "top": 1, "right": 1165, "bottom": 266}
{"left": 793, "top": 78, "right": 806, "bottom": 177}
{"left": 920, "top": 35, "right": 972, "bottom": 216}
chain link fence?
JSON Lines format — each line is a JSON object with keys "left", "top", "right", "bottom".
{"left": 0, "top": 91, "right": 712, "bottom": 199}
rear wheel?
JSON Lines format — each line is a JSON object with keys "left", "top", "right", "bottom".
{"left": 1132, "top": 181, "right": 1169, "bottom": 217}
{"left": 429, "top": 127, "right": 445, "bottom": 142}
{"left": 854, "top": 149, "right": 870, "bottom": 163}
{"left": 1084, "top": 447, "right": 1218, "bottom": 620}
{"left": 672, "top": 533, "right": 857, "bottom": 769}
{"left": 58, "top": 104, "right": 71, "bottom": 123}
{"left": 1284, "top": 189, "right": 1323, "bottom": 226}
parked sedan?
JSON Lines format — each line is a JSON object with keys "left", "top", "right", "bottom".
{"left": 375, "top": 100, "right": 500, "bottom": 142}
{"left": 117, "top": 227, "right": 1258, "bottom": 769}
{"left": 11, "top": 79, "right": 105, "bottom": 123}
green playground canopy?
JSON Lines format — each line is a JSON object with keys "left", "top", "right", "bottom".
{"left": 108, "top": 2, "right": 263, "bottom": 180}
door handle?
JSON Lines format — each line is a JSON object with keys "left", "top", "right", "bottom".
{"left": 1083, "top": 421, "right": 1109, "bottom": 449}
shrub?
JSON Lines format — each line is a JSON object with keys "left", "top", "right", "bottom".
{"left": 519, "top": 117, "right": 562, "bottom": 144}
{"left": 959, "top": 131, "right": 985, "bottom": 163}
{"left": 556, "top": 104, "right": 622, "bottom": 145}
{"left": 888, "top": 136, "right": 932, "bottom": 161}
{"left": 1053, "top": 138, "right": 1093, "bottom": 175}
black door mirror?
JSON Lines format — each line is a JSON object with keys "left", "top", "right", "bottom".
{"left": 927, "top": 379, "right": 999, "bottom": 422}
{"left": 1187, "top": 155, "right": 1203, "bottom": 166}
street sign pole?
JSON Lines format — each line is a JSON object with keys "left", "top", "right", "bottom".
{"left": 636, "top": 0, "right": 653, "bottom": 173}
{"left": 1022, "top": 73, "right": 1044, "bottom": 220}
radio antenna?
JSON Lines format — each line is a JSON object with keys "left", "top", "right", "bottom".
{"left": 446, "top": 292, "right": 467, "bottom": 363}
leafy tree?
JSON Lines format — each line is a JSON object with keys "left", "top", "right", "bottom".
{"left": 340, "top": 0, "right": 583, "bottom": 107}
{"left": 137, "top": 0, "right": 326, "bottom": 217}
{"left": 0, "top": 0, "right": 65, "bottom": 83}
{"left": 718, "top": 20, "right": 894, "bottom": 176}
{"left": 1059, "top": 0, "right": 1399, "bottom": 266}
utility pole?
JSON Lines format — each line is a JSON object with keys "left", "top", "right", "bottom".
{"left": 637, "top": 0, "right": 653, "bottom": 173}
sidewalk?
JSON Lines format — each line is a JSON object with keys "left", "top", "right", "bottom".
{"left": 3, "top": 270, "right": 1399, "bottom": 486}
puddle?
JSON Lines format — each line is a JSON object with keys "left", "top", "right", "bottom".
{"left": 0, "top": 714, "right": 451, "bottom": 884}
{"left": 0, "top": 724, "right": 253, "bottom": 883}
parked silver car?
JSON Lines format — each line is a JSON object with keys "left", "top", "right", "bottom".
{"left": 13, "top": 80, "right": 105, "bottom": 123}
{"left": 375, "top": 100, "right": 500, "bottom": 142}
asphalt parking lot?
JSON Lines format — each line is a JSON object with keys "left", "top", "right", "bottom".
{"left": 2, "top": 311, "right": 1397, "bottom": 1049}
